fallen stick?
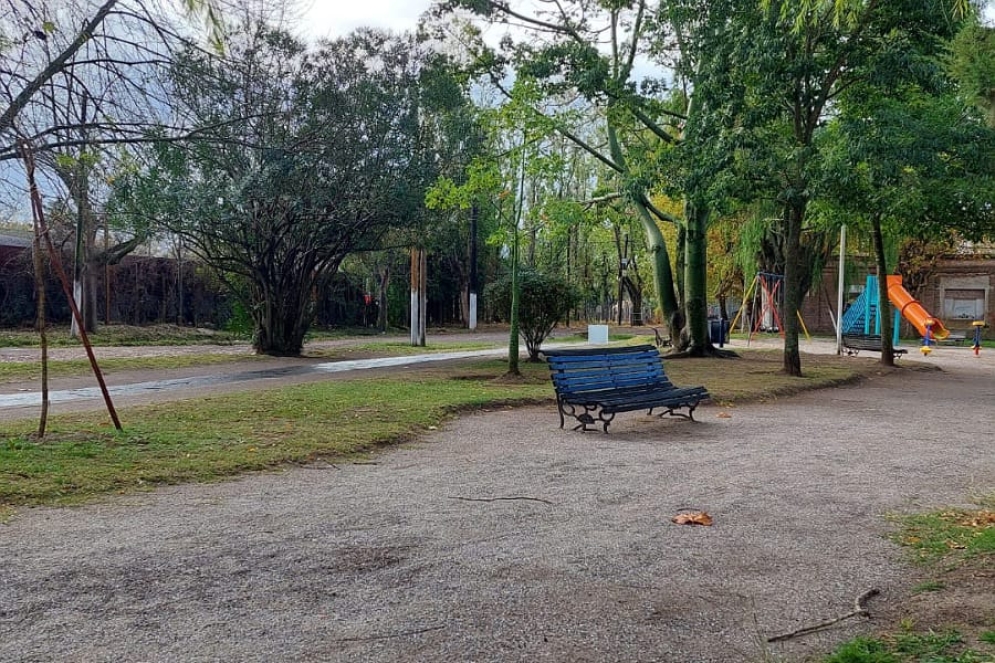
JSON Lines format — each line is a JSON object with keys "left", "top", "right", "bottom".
{"left": 767, "top": 588, "right": 880, "bottom": 643}
{"left": 448, "top": 495, "right": 555, "bottom": 505}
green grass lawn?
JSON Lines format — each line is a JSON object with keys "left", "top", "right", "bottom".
{"left": 0, "top": 324, "right": 244, "bottom": 347}
{"left": 0, "top": 353, "right": 259, "bottom": 383}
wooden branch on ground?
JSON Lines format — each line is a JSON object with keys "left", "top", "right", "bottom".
{"left": 767, "top": 588, "right": 880, "bottom": 643}
{"left": 449, "top": 496, "right": 555, "bottom": 505}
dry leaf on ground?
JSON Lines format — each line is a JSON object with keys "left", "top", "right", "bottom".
{"left": 672, "top": 512, "right": 713, "bottom": 526}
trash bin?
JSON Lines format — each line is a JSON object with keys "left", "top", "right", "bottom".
{"left": 709, "top": 318, "right": 729, "bottom": 347}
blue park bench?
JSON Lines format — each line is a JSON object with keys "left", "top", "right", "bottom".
{"left": 543, "top": 344, "right": 710, "bottom": 433}
{"left": 842, "top": 334, "right": 908, "bottom": 358}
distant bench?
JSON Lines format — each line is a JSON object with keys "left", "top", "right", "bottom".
{"left": 543, "top": 345, "right": 709, "bottom": 433}
{"left": 939, "top": 333, "right": 967, "bottom": 346}
{"left": 842, "top": 334, "right": 908, "bottom": 358}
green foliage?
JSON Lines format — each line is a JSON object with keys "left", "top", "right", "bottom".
{"left": 824, "top": 637, "right": 898, "bottom": 663}
{"left": 893, "top": 508, "right": 995, "bottom": 563}
{"left": 823, "top": 630, "right": 994, "bottom": 663}
{"left": 485, "top": 269, "right": 580, "bottom": 360}
{"left": 946, "top": 22, "right": 995, "bottom": 127}
{"left": 114, "top": 24, "right": 439, "bottom": 355}
{"left": 224, "top": 300, "right": 254, "bottom": 338}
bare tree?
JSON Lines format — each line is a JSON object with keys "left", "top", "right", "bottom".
{"left": 1, "top": 0, "right": 220, "bottom": 331}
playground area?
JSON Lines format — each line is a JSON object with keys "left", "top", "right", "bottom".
{"left": 2, "top": 339, "right": 994, "bottom": 662}
{"left": 732, "top": 271, "right": 987, "bottom": 355}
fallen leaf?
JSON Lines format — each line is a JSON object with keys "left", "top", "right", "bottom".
{"left": 717, "top": 412, "right": 732, "bottom": 419}
{"left": 672, "top": 511, "right": 713, "bottom": 526}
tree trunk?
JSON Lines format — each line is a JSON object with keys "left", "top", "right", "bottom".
{"left": 634, "top": 198, "right": 682, "bottom": 337}
{"left": 251, "top": 278, "right": 313, "bottom": 356}
{"left": 782, "top": 204, "right": 804, "bottom": 377}
{"left": 84, "top": 266, "right": 99, "bottom": 331}
{"left": 622, "top": 276, "right": 643, "bottom": 326}
{"left": 377, "top": 267, "right": 389, "bottom": 332}
{"left": 32, "top": 216, "right": 49, "bottom": 437}
{"left": 871, "top": 213, "right": 896, "bottom": 367}
{"left": 605, "top": 119, "right": 681, "bottom": 340}
{"left": 508, "top": 225, "right": 521, "bottom": 376}
{"left": 684, "top": 203, "right": 710, "bottom": 356}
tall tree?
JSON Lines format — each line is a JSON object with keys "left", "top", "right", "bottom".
{"left": 697, "top": 2, "right": 956, "bottom": 373}
{"left": 115, "top": 24, "right": 434, "bottom": 355}
{"left": 819, "top": 7, "right": 995, "bottom": 365}
{"left": 437, "top": 1, "right": 726, "bottom": 351}
{"left": 946, "top": 20, "right": 995, "bottom": 127}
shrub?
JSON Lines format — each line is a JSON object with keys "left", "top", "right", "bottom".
{"left": 485, "top": 269, "right": 580, "bottom": 361}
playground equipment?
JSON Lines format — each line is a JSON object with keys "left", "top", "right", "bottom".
{"left": 730, "top": 272, "right": 811, "bottom": 343}
{"left": 841, "top": 275, "right": 949, "bottom": 347}
{"left": 885, "top": 275, "right": 949, "bottom": 340}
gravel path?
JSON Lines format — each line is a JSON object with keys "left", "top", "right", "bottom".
{"left": 2, "top": 343, "right": 994, "bottom": 662}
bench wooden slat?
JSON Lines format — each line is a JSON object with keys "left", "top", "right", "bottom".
{"left": 544, "top": 344, "right": 709, "bottom": 432}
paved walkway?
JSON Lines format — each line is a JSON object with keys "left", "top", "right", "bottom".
{"left": 1, "top": 337, "right": 993, "bottom": 662}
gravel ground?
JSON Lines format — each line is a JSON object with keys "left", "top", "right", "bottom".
{"left": 2, "top": 342, "right": 994, "bottom": 662}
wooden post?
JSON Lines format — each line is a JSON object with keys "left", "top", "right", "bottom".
{"left": 418, "top": 249, "right": 427, "bottom": 346}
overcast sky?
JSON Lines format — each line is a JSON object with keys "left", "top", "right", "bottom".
{"left": 295, "top": 1, "right": 993, "bottom": 41}
{"left": 295, "top": 0, "right": 434, "bottom": 41}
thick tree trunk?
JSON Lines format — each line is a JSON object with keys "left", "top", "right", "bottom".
{"left": 251, "top": 278, "right": 313, "bottom": 356}
{"left": 684, "top": 203, "right": 710, "bottom": 356}
{"left": 621, "top": 276, "right": 643, "bottom": 326}
{"left": 84, "top": 267, "right": 99, "bottom": 331}
{"left": 634, "top": 198, "right": 682, "bottom": 337}
{"left": 605, "top": 120, "right": 681, "bottom": 340}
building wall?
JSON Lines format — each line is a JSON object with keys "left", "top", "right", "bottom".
{"left": 931, "top": 259, "right": 995, "bottom": 336}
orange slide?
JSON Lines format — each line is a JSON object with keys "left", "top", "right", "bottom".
{"left": 886, "top": 275, "right": 949, "bottom": 340}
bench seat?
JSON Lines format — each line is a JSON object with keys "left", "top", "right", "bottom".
{"left": 842, "top": 334, "right": 908, "bottom": 357}
{"left": 544, "top": 345, "right": 709, "bottom": 432}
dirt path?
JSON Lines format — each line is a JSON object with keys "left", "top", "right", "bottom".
{"left": 2, "top": 343, "right": 993, "bottom": 662}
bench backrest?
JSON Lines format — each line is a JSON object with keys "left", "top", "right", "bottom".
{"left": 545, "top": 345, "right": 673, "bottom": 395}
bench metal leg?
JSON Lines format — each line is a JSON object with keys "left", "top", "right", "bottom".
{"left": 648, "top": 402, "right": 699, "bottom": 422}
{"left": 560, "top": 401, "right": 606, "bottom": 432}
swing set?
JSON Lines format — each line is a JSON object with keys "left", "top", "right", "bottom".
{"left": 729, "top": 272, "right": 811, "bottom": 343}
